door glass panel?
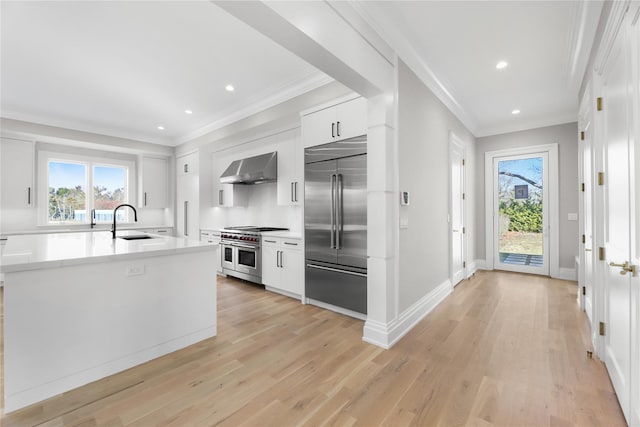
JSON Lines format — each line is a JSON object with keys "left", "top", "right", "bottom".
{"left": 238, "top": 249, "right": 256, "bottom": 268}
{"left": 498, "top": 157, "right": 543, "bottom": 267}
{"left": 224, "top": 247, "right": 233, "bottom": 262}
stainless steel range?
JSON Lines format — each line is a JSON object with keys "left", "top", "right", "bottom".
{"left": 220, "top": 226, "right": 288, "bottom": 284}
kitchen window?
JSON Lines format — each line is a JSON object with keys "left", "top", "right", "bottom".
{"left": 39, "top": 152, "right": 135, "bottom": 225}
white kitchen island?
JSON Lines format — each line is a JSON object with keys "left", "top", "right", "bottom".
{"left": 0, "top": 230, "right": 217, "bottom": 413}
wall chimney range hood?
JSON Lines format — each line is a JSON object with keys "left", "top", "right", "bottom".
{"left": 220, "top": 152, "right": 277, "bottom": 185}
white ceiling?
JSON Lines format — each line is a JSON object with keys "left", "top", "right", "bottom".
{"left": 356, "top": 0, "right": 604, "bottom": 137}
{"left": 1, "top": 1, "right": 603, "bottom": 145}
{"left": 0, "top": 1, "right": 329, "bottom": 146}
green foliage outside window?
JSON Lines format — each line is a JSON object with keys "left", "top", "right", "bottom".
{"left": 499, "top": 199, "right": 542, "bottom": 233}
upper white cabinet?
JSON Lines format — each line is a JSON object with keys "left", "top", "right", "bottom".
{"left": 177, "top": 151, "right": 198, "bottom": 176}
{"left": 276, "top": 128, "right": 303, "bottom": 206}
{"left": 301, "top": 96, "right": 367, "bottom": 148}
{"left": 212, "top": 153, "right": 247, "bottom": 208}
{"left": 138, "top": 156, "right": 168, "bottom": 209}
{"left": 1, "top": 138, "right": 34, "bottom": 209}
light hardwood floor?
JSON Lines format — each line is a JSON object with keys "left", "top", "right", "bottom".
{"left": 1, "top": 271, "right": 626, "bottom": 426}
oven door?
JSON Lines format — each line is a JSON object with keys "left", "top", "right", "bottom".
{"left": 221, "top": 243, "right": 235, "bottom": 271}
{"left": 233, "top": 243, "right": 261, "bottom": 277}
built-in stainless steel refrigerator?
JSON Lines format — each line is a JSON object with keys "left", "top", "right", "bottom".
{"left": 305, "top": 136, "right": 367, "bottom": 315}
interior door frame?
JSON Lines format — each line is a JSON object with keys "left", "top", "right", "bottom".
{"left": 484, "top": 144, "right": 559, "bottom": 277}
{"left": 449, "top": 131, "right": 466, "bottom": 286}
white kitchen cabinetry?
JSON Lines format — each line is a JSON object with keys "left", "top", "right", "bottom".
{"left": 1, "top": 138, "right": 34, "bottom": 209}
{"left": 276, "top": 129, "right": 304, "bottom": 206}
{"left": 176, "top": 152, "right": 199, "bottom": 239}
{"left": 211, "top": 153, "right": 247, "bottom": 207}
{"left": 200, "top": 229, "right": 222, "bottom": 274}
{"left": 262, "top": 237, "right": 303, "bottom": 298}
{"left": 301, "top": 96, "right": 367, "bottom": 148}
{"left": 138, "top": 156, "right": 168, "bottom": 209}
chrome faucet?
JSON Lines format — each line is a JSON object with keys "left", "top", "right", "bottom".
{"left": 112, "top": 204, "right": 138, "bottom": 239}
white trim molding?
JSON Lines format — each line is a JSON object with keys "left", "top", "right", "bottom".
{"left": 468, "top": 259, "right": 486, "bottom": 276}
{"left": 363, "top": 279, "right": 452, "bottom": 349}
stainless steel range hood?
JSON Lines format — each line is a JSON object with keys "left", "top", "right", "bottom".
{"left": 219, "top": 152, "right": 277, "bottom": 185}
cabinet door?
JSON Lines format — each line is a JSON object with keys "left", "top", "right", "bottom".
{"left": 261, "top": 244, "right": 279, "bottom": 287}
{"left": 301, "top": 106, "right": 336, "bottom": 148}
{"left": 276, "top": 129, "right": 302, "bottom": 206}
{"left": 335, "top": 97, "right": 367, "bottom": 141}
{"left": 139, "top": 156, "right": 168, "bottom": 208}
{"left": 279, "top": 247, "right": 303, "bottom": 295}
{"left": 177, "top": 151, "right": 198, "bottom": 176}
{"left": 1, "top": 138, "right": 34, "bottom": 208}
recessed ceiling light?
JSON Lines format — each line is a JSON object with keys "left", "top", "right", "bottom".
{"left": 225, "top": 84, "right": 235, "bottom": 92}
{"left": 184, "top": 109, "right": 193, "bottom": 115}
{"left": 157, "top": 126, "right": 165, "bottom": 130}
{"left": 512, "top": 109, "right": 521, "bottom": 115}
{"left": 496, "top": 60, "right": 508, "bottom": 70}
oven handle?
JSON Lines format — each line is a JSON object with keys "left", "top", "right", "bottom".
{"left": 230, "top": 243, "right": 259, "bottom": 250}
{"left": 306, "top": 263, "right": 367, "bottom": 277}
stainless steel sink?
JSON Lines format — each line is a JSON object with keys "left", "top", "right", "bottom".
{"left": 118, "top": 235, "right": 154, "bottom": 240}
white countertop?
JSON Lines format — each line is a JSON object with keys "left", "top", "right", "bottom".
{"left": 1, "top": 224, "right": 172, "bottom": 238}
{"left": 1, "top": 230, "right": 215, "bottom": 273}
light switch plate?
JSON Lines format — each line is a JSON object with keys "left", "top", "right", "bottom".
{"left": 568, "top": 213, "right": 578, "bottom": 221}
{"left": 126, "top": 265, "right": 145, "bottom": 276}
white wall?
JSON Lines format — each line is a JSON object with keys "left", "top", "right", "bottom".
{"left": 475, "top": 122, "right": 579, "bottom": 269}
{"left": 397, "top": 60, "right": 476, "bottom": 313}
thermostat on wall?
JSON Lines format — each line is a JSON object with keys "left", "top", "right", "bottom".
{"left": 400, "top": 191, "right": 410, "bottom": 205}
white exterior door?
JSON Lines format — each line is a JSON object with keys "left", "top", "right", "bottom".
{"left": 450, "top": 136, "right": 465, "bottom": 286}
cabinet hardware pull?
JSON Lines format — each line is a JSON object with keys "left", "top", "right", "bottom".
{"left": 27, "top": 187, "right": 31, "bottom": 205}
{"left": 284, "top": 242, "right": 298, "bottom": 246}
{"left": 331, "top": 122, "right": 335, "bottom": 138}
{"left": 336, "top": 121, "right": 340, "bottom": 137}
{"left": 144, "top": 192, "right": 147, "bottom": 206}
{"left": 294, "top": 182, "right": 298, "bottom": 202}
{"left": 219, "top": 189, "right": 223, "bottom": 205}
{"left": 184, "top": 201, "right": 188, "bottom": 236}
{"left": 184, "top": 163, "right": 188, "bottom": 173}
{"left": 264, "top": 239, "right": 276, "bottom": 243}
{"left": 306, "top": 263, "right": 367, "bottom": 277}
{"left": 291, "top": 182, "right": 295, "bottom": 202}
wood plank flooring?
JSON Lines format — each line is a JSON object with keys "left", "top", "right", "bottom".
{"left": 1, "top": 271, "right": 626, "bottom": 426}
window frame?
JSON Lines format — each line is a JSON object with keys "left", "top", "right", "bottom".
{"left": 38, "top": 151, "right": 136, "bottom": 226}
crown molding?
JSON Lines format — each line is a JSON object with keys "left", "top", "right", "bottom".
{"left": 594, "top": 0, "right": 631, "bottom": 75}
{"left": 176, "top": 72, "right": 334, "bottom": 145}
{"left": 475, "top": 113, "right": 577, "bottom": 138}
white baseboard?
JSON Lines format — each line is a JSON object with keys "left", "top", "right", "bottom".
{"left": 363, "top": 279, "right": 452, "bottom": 349}
{"left": 556, "top": 267, "right": 577, "bottom": 281}
{"left": 473, "top": 259, "right": 487, "bottom": 272}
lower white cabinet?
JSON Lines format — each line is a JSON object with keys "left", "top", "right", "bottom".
{"left": 201, "top": 229, "right": 222, "bottom": 274}
{"left": 262, "top": 237, "right": 303, "bottom": 298}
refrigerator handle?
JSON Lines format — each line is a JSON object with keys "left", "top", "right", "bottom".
{"left": 331, "top": 174, "right": 337, "bottom": 249}
{"left": 337, "top": 173, "right": 343, "bottom": 249}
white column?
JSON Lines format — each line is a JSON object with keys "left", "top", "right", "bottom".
{"left": 363, "top": 92, "right": 399, "bottom": 348}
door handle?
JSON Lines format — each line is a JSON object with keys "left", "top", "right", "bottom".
{"left": 306, "top": 263, "right": 367, "bottom": 277}
{"left": 336, "top": 173, "right": 343, "bottom": 250}
{"left": 609, "top": 261, "right": 637, "bottom": 276}
{"left": 331, "top": 174, "right": 337, "bottom": 249}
